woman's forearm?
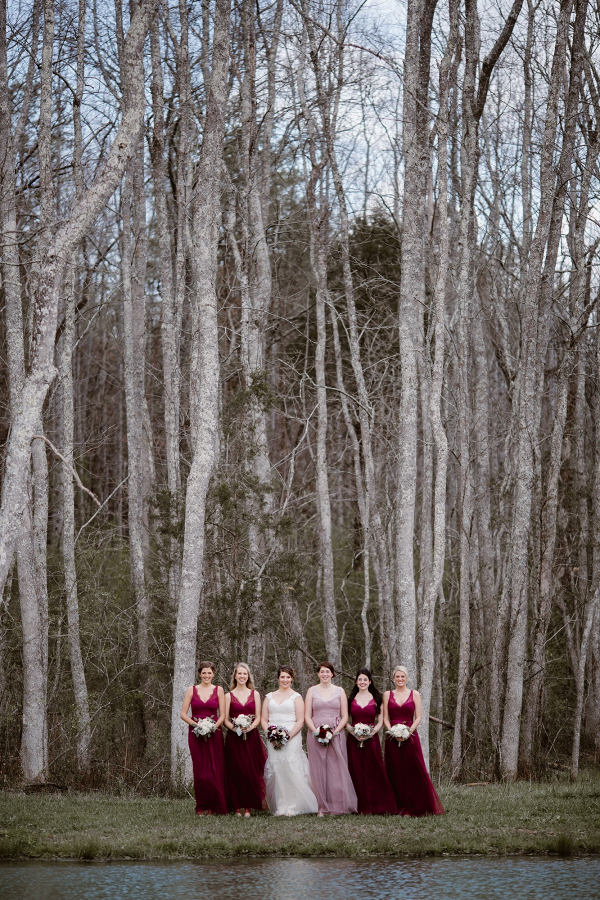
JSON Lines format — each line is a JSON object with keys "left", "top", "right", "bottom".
{"left": 289, "top": 720, "right": 304, "bottom": 739}
{"left": 334, "top": 714, "right": 348, "bottom": 733}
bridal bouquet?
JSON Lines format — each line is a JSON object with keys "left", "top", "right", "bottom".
{"left": 193, "top": 717, "right": 217, "bottom": 741}
{"left": 232, "top": 714, "right": 253, "bottom": 739}
{"left": 267, "top": 725, "right": 289, "bottom": 750}
{"left": 353, "top": 723, "right": 373, "bottom": 747}
{"left": 387, "top": 724, "right": 411, "bottom": 743}
{"left": 314, "top": 724, "right": 335, "bottom": 746}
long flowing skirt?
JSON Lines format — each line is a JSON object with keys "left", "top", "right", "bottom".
{"left": 384, "top": 732, "right": 444, "bottom": 817}
{"left": 264, "top": 734, "right": 319, "bottom": 816}
{"left": 347, "top": 732, "right": 397, "bottom": 814}
{"left": 307, "top": 725, "right": 357, "bottom": 815}
{"left": 225, "top": 728, "right": 267, "bottom": 811}
{"left": 188, "top": 727, "right": 228, "bottom": 814}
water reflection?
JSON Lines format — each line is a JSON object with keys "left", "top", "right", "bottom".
{"left": 1, "top": 857, "right": 599, "bottom": 900}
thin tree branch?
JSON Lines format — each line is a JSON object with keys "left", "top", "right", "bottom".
{"left": 32, "top": 435, "right": 101, "bottom": 506}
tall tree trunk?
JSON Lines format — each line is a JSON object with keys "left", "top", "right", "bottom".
{"left": 150, "top": 12, "right": 182, "bottom": 610}
{"left": 62, "top": 268, "right": 92, "bottom": 773}
{"left": 450, "top": 0, "right": 525, "bottom": 779}
{"left": 170, "top": 0, "right": 231, "bottom": 783}
{"left": 0, "top": 0, "right": 157, "bottom": 601}
{"left": 117, "top": 0, "right": 152, "bottom": 744}
{"left": 419, "top": 0, "right": 456, "bottom": 769}
{"left": 500, "top": 0, "right": 588, "bottom": 780}
{"left": 60, "top": 0, "right": 91, "bottom": 774}
{"left": 312, "top": 212, "right": 339, "bottom": 671}
{"left": 451, "top": 0, "right": 480, "bottom": 778}
{"left": 237, "top": 0, "right": 283, "bottom": 668}
{"left": 295, "top": 32, "right": 340, "bottom": 669}
{"left": 121, "top": 163, "right": 151, "bottom": 722}
{"left": 330, "top": 308, "right": 373, "bottom": 667}
{"left": 0, "top": 0, "right": 49, "bottom": 782}
{"left": 571, "top": 589, "right": 598, "bottom": 779}
{"left": 591, "top": 317, "right": 600, "bottom": 757}
{"left": 519, "top": 351, "right": 571, "bottom": 773}
{"left": 396, "top": 0, "right": 437, "bottom": 678}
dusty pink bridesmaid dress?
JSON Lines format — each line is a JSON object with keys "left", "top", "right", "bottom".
{"left": 307, "top": 686, "right": 357, "bottom": 815}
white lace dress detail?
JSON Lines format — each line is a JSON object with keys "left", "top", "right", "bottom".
{"left": 264, "top": 691, "right": 318, "bottom": 816}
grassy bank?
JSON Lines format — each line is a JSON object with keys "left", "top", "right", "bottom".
{"left": 0, "top": 777, "right": 599, "bottom": 860}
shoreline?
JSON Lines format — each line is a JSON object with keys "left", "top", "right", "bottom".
{"left": 1, "top": 851, "right": 599, "bottom": 862}
{"left": 1, "top": 779, "right": 599, "bottom": 861}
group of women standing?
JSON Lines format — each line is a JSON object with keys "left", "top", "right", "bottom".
{"left": 180, "top": 660, "right": 444, "bottom": 818}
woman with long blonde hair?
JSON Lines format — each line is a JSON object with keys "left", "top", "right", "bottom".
{"left": 224, "top": 662, "right": 266, "bottom": 816}
{"left": 382, "top": 666, "right": 444, "bottom": 816}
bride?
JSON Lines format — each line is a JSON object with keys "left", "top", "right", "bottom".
{"left": 260, "top": 665, "right": 318, "bottom": 816}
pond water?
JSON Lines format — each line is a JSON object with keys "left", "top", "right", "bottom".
{"left": 1, "top": 857, "right": 599, "bottom": 900}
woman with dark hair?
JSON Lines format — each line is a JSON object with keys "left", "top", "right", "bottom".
{"left": 261, "top": 665, "right": 318, "bottom": 816}
{"left": 305, "top": 662, "right": 357, "bottom": 816}
{"left": 224, "top": 662, "right": 267, "bottom": 816}
{"left": 180, "top": 661, "right": 227, "bottom": 815}
{"left": 346, "top": 668, "right": 397, "bottom": 814}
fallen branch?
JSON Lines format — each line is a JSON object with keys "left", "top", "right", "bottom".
{"left": 32, "top": 435, "right": 101, "bottom": 506}
{"left": 75, "top": 475, "right": 129, "bottom": 543}
{"left": 429, "top": 715, "right": 455, "bottom": 729}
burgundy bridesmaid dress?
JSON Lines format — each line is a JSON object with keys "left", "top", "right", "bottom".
{"left": 188, "top": 685, "right": 228, "bottom": 814}
{"left": 225, "top": 692, "right": 267, "bottom": 812}
{"left": 385, "top": 690, "right": 444, "bottom": 817}
{"left": 347, "top": 697, "right": 397, "bottom": 815}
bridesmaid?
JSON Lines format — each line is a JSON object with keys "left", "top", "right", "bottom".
{"left": 305, "top": 661, "right": 357, "bottom": 816}
{"left": 180, "top": 661, "right": 228, "bottom": 815}
{"left": 224, "top": 662, "right": 267, "bottom": 816}
{"left": 346, "top": 668, "right": 397, "bottom": 815}
{"left": 383, "top": 665, "right": 444, "bottom": 817}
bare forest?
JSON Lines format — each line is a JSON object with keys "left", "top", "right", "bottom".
{"left": 1, "top": 0, "right": 600, "bottom": 791}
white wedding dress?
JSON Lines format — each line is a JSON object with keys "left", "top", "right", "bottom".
{"left": 264, "top": 691, "right": 319, "bottom": 816}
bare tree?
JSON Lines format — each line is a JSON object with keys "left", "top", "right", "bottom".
{"left": 170, "top": 0, "right": 231, "bottom": 782}
{"left": 0, "top": 0, "right": 157, "bottom": 601}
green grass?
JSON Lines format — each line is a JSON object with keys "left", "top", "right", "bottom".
{"left": 0, "top": 777, "right": 599, "bottom": 860}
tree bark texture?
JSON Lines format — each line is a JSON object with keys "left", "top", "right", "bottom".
{"left": 170, "top": 0, "right": 231, "bottom": 783}
{"left": 0, "top": 0, "right": 157, "bottom": 601}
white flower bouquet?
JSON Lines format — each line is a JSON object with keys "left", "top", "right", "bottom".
{"left": 387, "top": 723, "right": 411, "bottom": 743}
{"left": 353, "top": 722, "right": 373, "bottom": 747}
{"left": 314, "top": 724, "right": 335, "bottom": 746}
{"left": 193, "top": 717, "right": 217, "bottom": 741}
{"left": 232, "top": 713, "right": 253, "bottom": 739}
